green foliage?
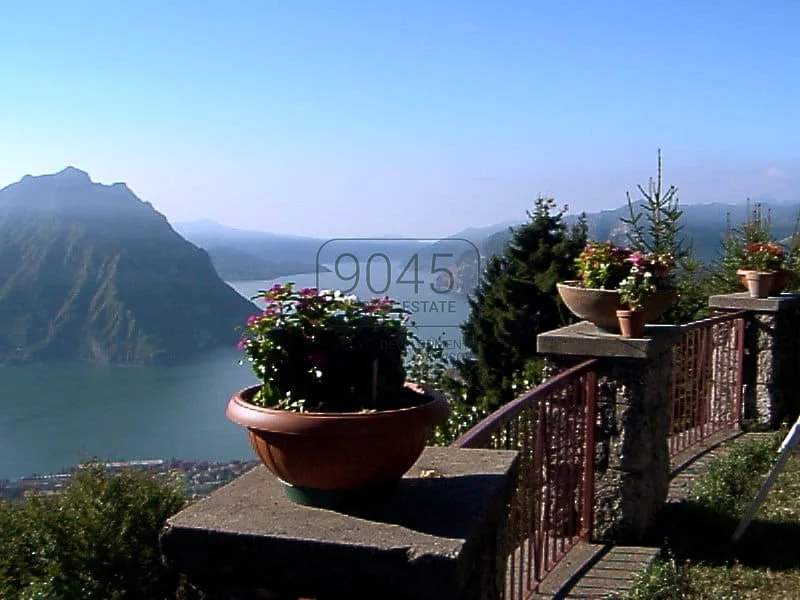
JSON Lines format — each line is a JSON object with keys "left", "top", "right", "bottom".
{"left": 713, "top": 202, "right": 777, "bottom": 292}
{"left": 575, "top": 241, "right": 632, "bottom": 289}
{"left": 660, "top": 257, "right": 714, "bottom": 324}
{"left": 239, "top": 283, "right": 414, "bottom": 412}
{"left": 689, "top": 434, "right": 783, "bottom": 518}
{"left": 621, "top": 149, "right": 688, "bottom": 269}
{"left": 615, "top": 150, "right": 713, "bottom": 324}
{"left": 613, "top": 555, "right": 693, "bottom": 600}
{"left": 0, "top": 465, "right": 186, "bottom": 600}
{"left": 404, "top": 332, "right": 491, "bottom": 446}
{"left": 740, "top": 241, "right": 785, "bottom": 272}
{"left": 617, "top": 432, "right": 799, "bottom": 600}
{"left": 459, "top": 197, "right": 588, "bottom": 411}
{"left": 405, "top": 333, "right": 542, "bottom": 446}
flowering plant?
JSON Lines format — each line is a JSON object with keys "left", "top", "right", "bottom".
{"left": 741, "top": 241, "right": 785, "bottom": 272}
{"left": 575, "top": 242, "right": 676, "bottom": 296}
{"left": 575, "top": 242, "right": 632, "bottom": 289}
{"left": 238, "top": 283, "right": 419, "bottom": 413}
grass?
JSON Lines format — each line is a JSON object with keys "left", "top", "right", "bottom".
{"left": 615, "top": 430, "right": 800, "bottom": 600}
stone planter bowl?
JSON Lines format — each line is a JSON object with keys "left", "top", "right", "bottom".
{"left": 557, "top": 281, "right": 677, "bottom": 332}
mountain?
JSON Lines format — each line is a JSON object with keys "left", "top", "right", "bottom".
{"left": 567, "top": 201, "right": 800, "bottom": 262}
{"left": 449, "top": 201, "right": 800, "bottom": 265}
{"left": 0, "top": 167, "right": 258, "bottom": 365}
{"left": 174, "top": 221, "right": 429, "bottom": 275}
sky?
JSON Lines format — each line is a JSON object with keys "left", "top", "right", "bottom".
{"left": 1, "top": 1, "right": 799, "bottom": 238}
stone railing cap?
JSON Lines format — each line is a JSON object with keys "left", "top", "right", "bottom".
{"left": 160, "top": 446, "right": 518, "bottom": 600}
{"left": 536, "top": 321, "right": 680, "bottom": 360}
{"left": 709, "top": 292, "right": 800, "bottom": 313}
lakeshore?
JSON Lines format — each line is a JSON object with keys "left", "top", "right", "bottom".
{"left": 0, "top": 458, "right": 260, "bottom": 501}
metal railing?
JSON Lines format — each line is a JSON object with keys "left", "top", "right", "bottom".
{"left": 453, "top": 360, "right": 598, "bottom": 599}
{"left": 669, "top": 311, "right": 746, "bottom": 459}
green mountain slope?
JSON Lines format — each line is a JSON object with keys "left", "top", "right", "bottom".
{"left": 0, "top": 167, "right": 258, "bottom": 365}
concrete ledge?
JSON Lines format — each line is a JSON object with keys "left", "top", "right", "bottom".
{"left": 161, "top": 447, "right": 519, "bottom": 600}
{"left": 709, "top": 292, "right": 800, "bottom": 313}
{"left": 536, "top": 321, "right": 680, "bottom": 360}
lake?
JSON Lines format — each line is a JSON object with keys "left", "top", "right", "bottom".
{"left": 0, "top": 271, "right": 471, "bottom": 480}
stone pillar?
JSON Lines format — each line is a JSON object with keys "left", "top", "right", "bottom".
{"left": 160, "top": 447, "right": 518, "bottom": 600}
{"left": 537, "top": 322, "right": 680, "bottom": 543}
{"left": 709, "top": 293, "right": 800, "bottom": 428}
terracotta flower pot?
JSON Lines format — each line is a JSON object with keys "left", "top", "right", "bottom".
{"left": 737, "top": 268, "right": 794, "bottom": 296}
{"left": 743, "top": 271, "right": 776, "bottom": 299}
{"left": 557, "top": 281, "right": 677, "bottom": 332}
{"left": 616, "top": 309, "right": 646, "bottom": 338}
{"left": 226, "top": 382, "right": 450, "bottom": 508}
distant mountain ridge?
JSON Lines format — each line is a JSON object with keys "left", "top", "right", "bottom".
{"left": 450, "top": 201, "right": 800, "bottom": 264}
{"left": 0, "top": 168, "right": 257, "bottom": 365}
{"left": 178, "top": 199, "right": 799, "bottom": 273}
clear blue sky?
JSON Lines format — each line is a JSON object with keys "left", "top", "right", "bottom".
{"left": 1, "top": 1, "right": 798, "bottom": 237}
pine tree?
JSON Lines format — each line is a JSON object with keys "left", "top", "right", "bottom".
{"left": 459, "top": 197, "right": 587, "bottom": 410}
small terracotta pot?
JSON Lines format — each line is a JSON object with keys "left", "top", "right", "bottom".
{"left": 744, "top": 271, "right": 776, "bottom": 299}
{"left": 226, "top": 383, "right": 450, "bottom": 505}
{"left": 616, "top": 309, "right": 646, "bottom": 338}
{"left": 737, "top": 268, "right": 794, "bottom": 296}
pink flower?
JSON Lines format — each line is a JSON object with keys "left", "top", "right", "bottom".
{"left": 246, "top": 315, "right": 260, "bottom": 327}
{"left": 626, "top": 251, "right": 646, "bottom": 267}
{"left": 300, "top": 287, "right": 317, "bottom": 297}
{"left": 237, "top": 337, "right": 248, "bottom": 350}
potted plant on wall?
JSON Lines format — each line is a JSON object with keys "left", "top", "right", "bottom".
{"left": 723, "top": 202, "right": 795, "bottom": 295}
{"left": 557, "top": 150, "right": 682, "bottom": 331}
{"left": 737, "top": 241, "right": 786, "bottom": 298}
{"left": 558, "top": 243, "right": 676, "bottom": 332}
{"left": 616, "top": 252, "right": 659, "bottom": 338}
{"left": 227, "top": 283, "right": 449, "bottom": 509}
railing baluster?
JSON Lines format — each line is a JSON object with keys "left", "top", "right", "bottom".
{"left": 664, "top": 311, "right": 746, "bottom": 463}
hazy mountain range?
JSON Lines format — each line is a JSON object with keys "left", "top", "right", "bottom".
{"left": 0, "top": 167, "right": 256, "bottom": 365}
{"left": 178, "top": 202, "right": 800, "bottom": 274}
{"left": 1, "top": 166, "right": 797, "bottom": 366}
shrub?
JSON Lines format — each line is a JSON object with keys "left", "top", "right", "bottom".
{"left": 0, "top": 465, "right": 185, "bottom": 600}
{"left": 689, "top": 434, "right": 782, "bottom": 518}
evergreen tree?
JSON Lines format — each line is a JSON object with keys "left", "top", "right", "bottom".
{"left": 459, "top": 197, "right": 587, "bottom": 410}
{"left": 621, "top": 149, "right": 709, "bottom": 324}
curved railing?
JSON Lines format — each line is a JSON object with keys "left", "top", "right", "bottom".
{"left": 670, "top": 310, "right": 746, "bottom": 459}
{"left": 452, "top": 359, "right": 598, "bottom": 599}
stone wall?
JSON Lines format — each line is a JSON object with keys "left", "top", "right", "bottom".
{"left": 591, "top": 350, "right": 672, "bottom": 542}
{"left": 537, "top": 323, "right": 678, "bottom": 543}
{"left": 710, "top": 293, "right": 800, "bottom": 428}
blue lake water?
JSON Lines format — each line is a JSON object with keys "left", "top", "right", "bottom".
{"left": 0, "top": 272, "right": 471, "bottom": 480}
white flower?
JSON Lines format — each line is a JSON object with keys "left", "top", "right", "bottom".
{"left": 343, "top": 294, "right": 358, "bottom": 303}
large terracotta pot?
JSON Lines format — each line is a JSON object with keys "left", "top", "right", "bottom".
{"left": 226, "top": 382, "right": 450, "bottom": 507}
{"left": 557, "top": 281, "right": 677, "bottom": 332}
{"left": 737, "top": 269, "right": 794, "bottom": 296}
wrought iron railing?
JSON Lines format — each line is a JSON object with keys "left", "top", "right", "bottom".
{"left": 669, "top": 311, "right": 746, "bottom": 459}
{"left": 452, "top": 360, "right": 598, "bottom": 599}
